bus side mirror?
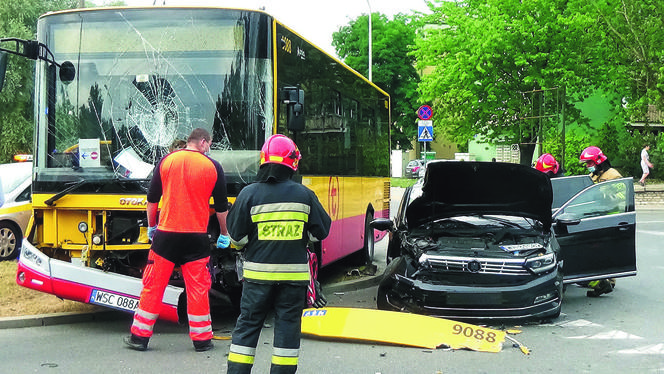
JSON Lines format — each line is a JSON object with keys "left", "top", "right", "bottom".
{"left": 282, "top": 87, "right": 305, "bottom": 131}
{"left": 59, "top": 61, "right": 76, "bottom": 83}
{"left": 0, "top": 52, "right": 7, "bottom": 92}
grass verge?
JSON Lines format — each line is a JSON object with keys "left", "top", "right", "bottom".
{"left": 0, "top": 261, "right": 100, "bottom": 317}
{"left": 390, "top": 177, "right": 418, "bottom": 188}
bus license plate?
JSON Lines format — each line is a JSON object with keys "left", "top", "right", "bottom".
{"left": 89, "top": 289, "right": 139, "bottom": 312}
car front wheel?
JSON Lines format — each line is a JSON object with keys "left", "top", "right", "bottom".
{"left": 0, "top": 221, "right": 21, "bottom": 261}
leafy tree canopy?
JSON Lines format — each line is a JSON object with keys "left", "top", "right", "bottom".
{"left": 333, "top": 12, "right": 421, "bottom": 150}
{"left": 0, "top": 0, "right": 124, "bottom": 162}
{"left": 589, "top": 0, "right": 664, "bottom": 122}
{"left": 0, "top": 0, "right": 80, "bottom": 162}
{"left": 414, "top": 0, "right": 601, "bottom": 164}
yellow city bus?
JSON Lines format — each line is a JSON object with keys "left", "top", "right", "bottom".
{"left": 0, "top": 6, "right": 390, "bottom": 322}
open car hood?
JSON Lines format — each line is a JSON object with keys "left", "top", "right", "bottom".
{"left": 406, "top": 161, "right": 553, "bottom": 230}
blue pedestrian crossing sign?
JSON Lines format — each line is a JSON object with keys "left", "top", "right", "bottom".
{"left": 418, "top": 120, "right": 433, "bottom": 142}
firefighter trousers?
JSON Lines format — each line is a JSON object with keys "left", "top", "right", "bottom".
{"left": 130, "top": 250, "right": 213, "bottom": 342}
{"left": 227, "top": 281, "right": 307, "bottom": 374}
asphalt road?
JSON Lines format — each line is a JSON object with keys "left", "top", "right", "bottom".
{"left": 0, "top": 207, "right": 662, "bottom": 373}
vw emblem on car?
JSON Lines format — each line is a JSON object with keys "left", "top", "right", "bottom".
{"left": 466, "top": 260, "right": 482, "bottom": 273}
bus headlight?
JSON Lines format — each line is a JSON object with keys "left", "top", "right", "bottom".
{"left": 19, "top": 242, "right": 51, "bottom": 275}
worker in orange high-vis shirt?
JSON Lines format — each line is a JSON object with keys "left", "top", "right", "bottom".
{"left": 124, "top": 128, "right": 230, "bottom": 352}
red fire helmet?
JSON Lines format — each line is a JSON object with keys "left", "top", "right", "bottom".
{"left": 260, "top": 134, "right": 301, "bottom": 171}
{"left": 535, "top": 153, "right": 559, "bottom": 174}
{"left": 579, "top": 146, "right": 607, "bottom": 167}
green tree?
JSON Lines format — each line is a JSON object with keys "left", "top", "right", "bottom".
{"left": 589, "top": 0, "right": 664, "bottom": 122}
{"left": 0, "top": 0, "right": 125, "bottom": 162}
{"left": 332, "top": 13, "right": 421, "bottom": 150}
{"left": 0, "top": 0, "right": 79, "bottom": 162}
{"left": 414, "top": 0, "right": 599, "bottom": 164}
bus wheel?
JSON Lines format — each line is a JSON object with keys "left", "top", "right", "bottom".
{"left": 357, "top": 211, "right": 375, "bottom": 266}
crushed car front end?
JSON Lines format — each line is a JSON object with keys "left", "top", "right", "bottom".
{"left": 375, "top": 161, "right": 563, "bottom": 322}
{"left": 377, "top": 234, "right": 563, "bottom": 321}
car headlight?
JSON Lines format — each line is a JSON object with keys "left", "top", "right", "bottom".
{"left": 524, "top": 252, "right": 556, "bottom": 274}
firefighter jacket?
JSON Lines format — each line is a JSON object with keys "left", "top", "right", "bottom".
{"left": 227, "top": 170, "right": 331, "bottom": 285}
{"left": 591, "top": 167, "right": 622, "bottom": 183}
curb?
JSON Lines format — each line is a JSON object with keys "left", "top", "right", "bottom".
{"left": 323, "top": 271, "right": 383, "bottom": 295}
{"left": 0, "top": 310, "right": 124, "bottom": 330}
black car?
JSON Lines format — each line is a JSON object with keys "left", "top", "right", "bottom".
{"left": 371, "top": 161, "right": 636, "bottom": 322}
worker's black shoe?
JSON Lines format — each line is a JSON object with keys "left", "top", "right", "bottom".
{"left": 193, "top": 339, "right": 214, "bottom": 352}
{"left": 586, "top": 279, "right": 613, "bottom": 297}
{"left": 124, "top": 335, "right": 149, "bottom": 351}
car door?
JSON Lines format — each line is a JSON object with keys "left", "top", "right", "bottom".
{"left": 550, "top": 175, "right": 594, "bottom": 213}
{"left": 552, "top": 177, "right": 636, "bottom": 284}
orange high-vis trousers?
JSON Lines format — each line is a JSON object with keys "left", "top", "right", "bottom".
{"left": 130, "top": 250, "right": 213, "bottom": 341}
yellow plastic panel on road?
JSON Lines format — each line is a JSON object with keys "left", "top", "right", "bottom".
{"left": 301, "top": 307, "right": 506, "bottom": 352}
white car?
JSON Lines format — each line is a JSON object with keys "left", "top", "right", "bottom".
{"left": 0, "top": 162, "right": 32, "bottom": 261}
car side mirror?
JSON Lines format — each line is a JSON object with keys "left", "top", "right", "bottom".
{"left": 370, "top": 218, "right": 395, "bottom": 232}
{"left": 554, "top": 213, "right": 581, "bottom": 226}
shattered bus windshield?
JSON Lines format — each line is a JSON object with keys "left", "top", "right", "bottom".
{"left": 36, "top": 8, "right": 271, "bottom": 187}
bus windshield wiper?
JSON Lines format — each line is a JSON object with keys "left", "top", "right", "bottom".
{"left": 44, "top": 178, "right": 87, "bottom": 206}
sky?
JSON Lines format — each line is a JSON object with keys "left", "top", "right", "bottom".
{"left": 122, "top": 0, "right": 431, "bottom": 57}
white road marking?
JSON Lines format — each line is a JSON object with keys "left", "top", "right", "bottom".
{"left": 617, "top": 344, "right": 664, "bottom": 355}
{"left": 557, "top": 319, "right": 603, "bottom": 328}
{"left": 567, "top": 330, "right": 643, "bottom": 340}
{"left": 637, "top": 230, "right": 664, "bottom": 236}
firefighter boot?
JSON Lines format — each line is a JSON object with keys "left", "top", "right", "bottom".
{"left": 124, "top": 334, "right": 149, "bottom": 351}
{"left": 586, "top": 279, "right": 613, "bottom": 297}
{"left": 193, "top": 339, "right": 214, "bottom": 352}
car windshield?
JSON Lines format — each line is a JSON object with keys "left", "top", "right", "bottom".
{"left": 0, "top": 163, "right": 32, "bottom": 194}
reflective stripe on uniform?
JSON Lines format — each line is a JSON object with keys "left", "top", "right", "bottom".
{"left": 252, "top": 211, "right": 309, "bottom": 223}
{"left": 135, "top": 308, "right": 159, "bottom": 321}
{"left": 130, "top": 308, "right": 160, "bottom": 337}
{"left": 256, "top": 221, "right": 304, "bottom": 240}
{"left": 229, "top": 344, "right": 256, "bottom": 364}
{"left": 273, "top": 347, "right": 299, "bottom": 357}
{"left": 131, "top": 319, "right": 153, "bottom": 332}
{"left": 271, "top": 347, "right": 299, "bottom": 366}
{"left": 188, "top": 313, "right": 211, "bottom": 322}
{"left": 231, "top": 235, "right": 249, "bottom": 247}
{"left": 271, "top": 355, "right": 298, "bottom": 366}
{"left": 242, "top": 261, "right": 310, "bottom": 282}
{"left": 250, "top": 202, "right": 311, "bottom": 216}
{"left": 228, "top": 352, "right": 255, "bottom": 364}
{"left": 189, "top": 325, "right": 213, "bottom": 334}
{"left": 251, "top": 203, "right": 310, "bottom": 241}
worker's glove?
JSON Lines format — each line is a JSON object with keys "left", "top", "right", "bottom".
{"left": 216, "top": 234, "right": 231, "bottom": 249}
{"left": 307, "top": 280, "right": 327, "bottom": 308}
{"left": 313, "top": 280, "right": 327, "bottom": 308}
{"left": 147, "top": 225, "right": 157, "bottom": 241}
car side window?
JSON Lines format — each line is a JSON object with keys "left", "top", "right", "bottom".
{"left": 16, "top": 186, "right": 31, "bottom": 203}
{"left": 556, "top": 179, "right": 629, "bottom": 219}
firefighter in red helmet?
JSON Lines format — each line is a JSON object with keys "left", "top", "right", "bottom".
{"left": 226, "top": 134, "right": 331, "bottom": 374}
{"left": 578, "top": 145, "right": 622, "bottom": 297}
{"left": 579, "top": 146, "right": 622, "bottom": 182}
{"left": 535, "top": 153, "right": 564, "bottom": 178}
